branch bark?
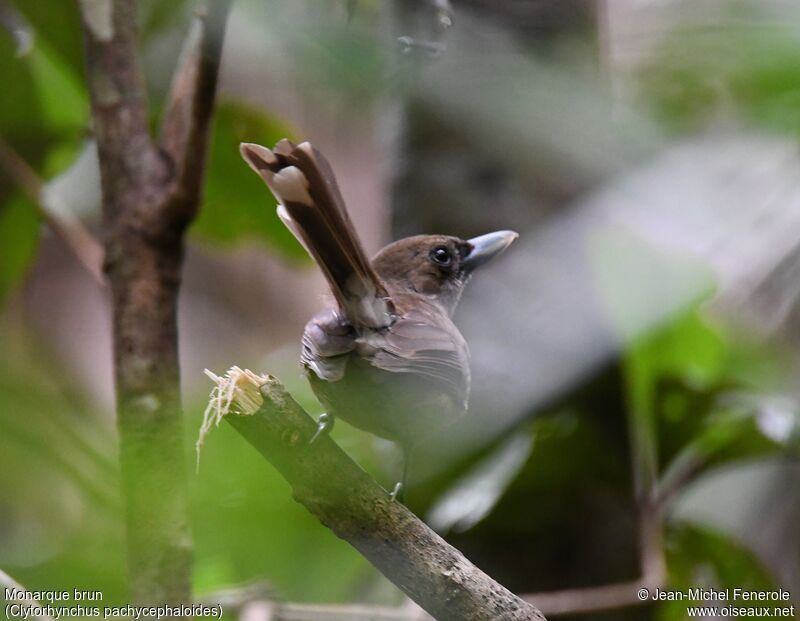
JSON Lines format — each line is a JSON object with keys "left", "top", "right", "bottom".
{"left": 225, "top": 378, "right": 546, "bottom": 621}
{"left": 78, "top": 0, "right": 229, "bottom": 608}
{"left": 159, "top": 1, "right": 229, "bottom": 214}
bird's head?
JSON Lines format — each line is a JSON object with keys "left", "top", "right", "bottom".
{"left": 372, "top": 230, "right": 518, "bottom": 315}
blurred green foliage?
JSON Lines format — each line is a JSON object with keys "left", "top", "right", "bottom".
{"left": 190, "top": 409, "right": 379, "bottom": 603}
{"left": 0, "top": 1, "right": 87, "bottom": 302}
{"left": 0, "top": 196, "right": 39, "bottom": 301}
{"left": 0, "top": 356, "right": 125, "bottom": 604}
{"left": 661, "top": 525, "right": 781, "bottom": 621}
{"left": 640, "top": 18, "right": 800, "bottom": 137}
{"left": 293, "top": 28, "right": 388, "bottom": 101}
{"left": 627, "top": 309, "right": 794, "bottom": 479}
{"left": 193, "top": 101, "right": 306, "bottom": 260}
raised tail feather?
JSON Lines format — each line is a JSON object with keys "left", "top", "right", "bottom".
{"left": 240, "top": 139, "right": 394, "bottom": 329}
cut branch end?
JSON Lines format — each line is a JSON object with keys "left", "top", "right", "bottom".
{"left": 198, "top": 366, "right": 271, "bottom": 469}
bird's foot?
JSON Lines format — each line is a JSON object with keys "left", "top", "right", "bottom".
{"left": 309, "top": 412, "right": 334, "bottom": 444}
{"left": 389, "top": 481, "right": 405, "bottom": 503}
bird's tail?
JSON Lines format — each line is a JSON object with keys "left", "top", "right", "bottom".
{"left": 240, "top": 139, "right": 394, "bottom": 329}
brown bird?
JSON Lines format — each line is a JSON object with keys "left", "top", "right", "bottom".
{"left": 240, "top": 139, "right": 517, "bottom": 498}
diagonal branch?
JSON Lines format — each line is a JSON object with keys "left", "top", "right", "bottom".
{"left": 220, "top": 376, "right": 546, "bottom": 621}
{"left": 0, "top": 568, "right": 55, "bottom": 621}
{"left": 158, "top": 0, "right": 230, "bottom": 217}
{"left": 523, "top": 574, "right": 662, "bottom": 617}
{"left": 0, "top": 136, "right": 104, "bottom": 285}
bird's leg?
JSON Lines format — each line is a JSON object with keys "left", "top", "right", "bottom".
{"left": 389, "top": 481, "right": 404, "bottom": 503}
{"left": 309, "top": 412, "right": 335, "bottom": 444}
{"left": 389, "top": 447, "right": 413, "bottom": 503}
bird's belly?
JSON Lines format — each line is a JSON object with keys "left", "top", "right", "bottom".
{"left": 307, "top": 358, "right": 465, "bottom": 447}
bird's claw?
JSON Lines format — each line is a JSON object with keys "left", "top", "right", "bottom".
{"left": 389, "top": 481, "right": 404, "bottom": 503}
{"left": 309, "top": 412, "right": 334, "bottom": 444}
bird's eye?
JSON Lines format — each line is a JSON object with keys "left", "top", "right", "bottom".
{"left": 430, "top": 246, "right": 452, "bottom": 266}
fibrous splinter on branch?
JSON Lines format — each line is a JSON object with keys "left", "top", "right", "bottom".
{"left": 198, "top": 367, "right": 270, "bottom": 467}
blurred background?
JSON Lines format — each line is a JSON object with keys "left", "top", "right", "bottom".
{"left": 1, "top": 0, "right": 799, "bottom": 619}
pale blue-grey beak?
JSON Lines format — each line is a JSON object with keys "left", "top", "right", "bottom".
{"left": 462, "top": 230, "right": 519, "bottom": 271}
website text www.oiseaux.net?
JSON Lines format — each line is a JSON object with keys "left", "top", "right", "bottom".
{"left": 638, "top": 587, "right": 795, "bottom": 618}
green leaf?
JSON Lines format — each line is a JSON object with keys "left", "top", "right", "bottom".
{"left": 194, "top": 101, "right": 306, "bottom": 260}
{"left": 0, "top": 31, "right": 46, "bottom": 163}
{"left": 659, "top": 393, "right": 797, "bottom": 501}
{"left": 26, "top": 39, "right": 88, "bottom": 133}
{"left": 614, "top": 303, "right": 797, "bottom": 501}
{"left": 659, "top": 524, "right": 781, "bottom": 621}
{"left": 628, "top": 312, "right": 729, "bottom": 392}
{"left": 12, "top": 1, "right": 85, "bottom": 84}
{"left": 0, "top": 196, "right": 40, "bottom": 301}
{"left": 640, "top": 16, "right": 800, "bottom": 137}
{"left": 623, "top": 312, "right": 726, "bottom": 472}
{"left": 0, "top": 9, "right": 87, "bottom": 200}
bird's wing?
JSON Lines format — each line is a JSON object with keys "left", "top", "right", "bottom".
{"left": 301, "top": 309, "right": 356, "bottom": 382}
{"left": 367, "top": 307, "right": 471, "bottom": 407}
